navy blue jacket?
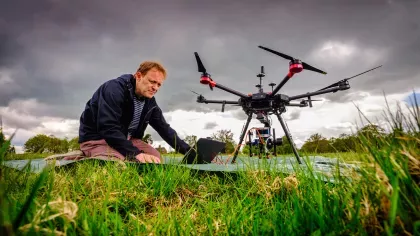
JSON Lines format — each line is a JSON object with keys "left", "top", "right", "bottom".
{"left": 78, "top": 74, "right": 191, "bottom": 158}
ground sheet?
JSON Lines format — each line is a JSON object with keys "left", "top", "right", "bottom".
{"left": 2, "top": 151, "right": 362, "bottom": 183}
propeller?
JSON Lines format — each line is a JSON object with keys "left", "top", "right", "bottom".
{"left": 190, "top": 90, "right": 200, "bottom": 96}
{"left": 189, "top": 90, "right": 205, "bottom": 103}
{"left": 258, "top": 45, "right": 327, "bottom": 75}
{"left": 194, "top": 52, "right": 213, "bottom": 91}
{"left": 316, "top": 65, "right": 382, "bottom": 92}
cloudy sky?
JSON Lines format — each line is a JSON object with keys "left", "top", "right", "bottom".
{"left": 1, "top": 0, "right": 419, "bottom": 153}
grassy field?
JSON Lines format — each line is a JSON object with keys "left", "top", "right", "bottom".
{"left": 1, "top": 103, "right": 419, "bottom": 235}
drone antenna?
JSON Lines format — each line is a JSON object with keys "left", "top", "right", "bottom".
{"left": 256, "top": 66, "right": 265, "bottom": 92}
{"left": 189, "top": 90, "right": 200, "bottom": 96}
{"left": 316, "top": 65, "right": 382, "bottom": 92}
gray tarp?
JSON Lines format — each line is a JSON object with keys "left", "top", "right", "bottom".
{"left": 2, "top": 154, "right": 362, "bottom": 183}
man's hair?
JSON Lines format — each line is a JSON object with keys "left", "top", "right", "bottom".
{"left": 136, "top": 61, "right": 167, "bottom": 79}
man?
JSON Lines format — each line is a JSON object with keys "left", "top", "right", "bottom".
{"left": 78, "top": 61, "right": 192, "bottom": 163}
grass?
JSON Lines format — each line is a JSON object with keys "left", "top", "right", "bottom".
{"left": 1, "top": 93, "right": 419, "bottom": 235}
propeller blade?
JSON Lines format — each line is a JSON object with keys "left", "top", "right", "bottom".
{"left": 194, "top": 52, "right": 207, "bottom": 73}
{"left": 258, "top": 46, "right": 294, "bottom": 61}
{"left": 316, "top": 65, "right": 382, "bottom": 92}
{"left": 303, "top": 99, "right": 322, "bottom": 101}
{"left": 302, "top": 61, "right": 327, "bottom": 75}
{"left": 259, "top": 45, "right": 327, "bottom": 75}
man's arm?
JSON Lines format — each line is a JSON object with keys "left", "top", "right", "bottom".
{"left": 149, "top": 106, "right": 191, "bottom": 154}
{"left": 96, "top": 82, "right": 143, "bottom": 159}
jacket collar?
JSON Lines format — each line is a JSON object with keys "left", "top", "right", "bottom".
{"left": 124, "top": 74, "right": 153, "bottom": 104}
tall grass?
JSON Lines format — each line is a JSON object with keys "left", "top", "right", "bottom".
{"left": 0, "top": 93, "right": 419, "bottom": 235}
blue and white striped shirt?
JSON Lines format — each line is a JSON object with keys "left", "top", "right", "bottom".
{"left": 128, "top": 94, "right": 145, "bottom": 137}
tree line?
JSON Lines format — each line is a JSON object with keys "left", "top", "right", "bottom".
{"left": 183, "top": 123, "right": 408, "bottom": 155}
{"left": 0, "top": 129, "right": 16, "bottom": 154}
{"left": 3, "top": 123, "right": 412, "bottom": 155}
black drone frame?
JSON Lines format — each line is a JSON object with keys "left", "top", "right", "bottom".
{"left": 193, "top": 45, "right": 382, "bottom": 164}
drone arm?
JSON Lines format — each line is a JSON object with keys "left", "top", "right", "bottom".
{"left": 197, "top": 97, "right": 239, "bottom": 105}
{"left": 285, "top": 103, "right": 307, "bottom": 107}
{"left": 215, "top": 84, "right": 249, "bottom": 99}
{"left": 200, "top": 75, "right": 248, "bottom": 99}
{"left": 288, "top": 83, "right": 350, "bottom": 101}
{"left": 270, "top": 72, "right": 294, "bottom": 97}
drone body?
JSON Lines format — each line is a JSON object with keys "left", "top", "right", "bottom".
{"left": 193, "top": 46, "right": 382, "bottom": 164}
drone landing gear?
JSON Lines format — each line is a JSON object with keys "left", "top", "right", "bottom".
{"left": 231, "top": 112, "right": 253, "bottom": 163}
{"left": 231, "top": 112, "right": 303, "bottom": 164}
{"left": 256, "top": 143, "right": 270, "bottom": 160}
{"left": 274, "top": 111, "right": 302, "bottom": 164}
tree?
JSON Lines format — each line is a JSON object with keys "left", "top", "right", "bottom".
{"left": 184, "top": 135, "right": 198, "bottom": 147}
{"left": 357, "top": 124, "right": 385, "bottom": 139}
{"left": 272, "top": 136, "right": 294, "bottom": 155}
{"left": 301, "top": 133, "right": 332, "bottom": 153}
{"left": 156, "top": 145, "right": 167, "bottom": 154}
{"left": 68, "top": 137, "right": 80, "bottom": 151}
{"left": 47, "top": 135, "right": 69, "bottom": 153}
{"left": 0, "top": 128, "right": 15, "bottom": 154}
{"left": 24, "top": 134, "right": 51, "bottom": 153}
{"left": 142, "top": 133, "right": 153, "bottom": 144}
{"left": 211, "top": 129, "right": 237, "bottom": 154}
{"left": 357, "top": 124, "right": 386, "bottom": 149}
{"left": 0, "top": 129, "right": 4, "bottom": 147}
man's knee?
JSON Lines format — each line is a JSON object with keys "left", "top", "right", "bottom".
{"left": 79, "top": 139, "right": 126, "bottom": 160}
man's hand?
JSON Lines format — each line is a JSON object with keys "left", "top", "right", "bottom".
{"left": 135, "top": 153, "right": 161, "bottom": 163}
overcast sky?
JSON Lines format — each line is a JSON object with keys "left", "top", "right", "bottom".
{"left": 1, "top": 0, "right": 419, "bottom": 153}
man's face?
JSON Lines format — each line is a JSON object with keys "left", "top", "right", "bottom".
{"left": 134, "top": 68, "right": 165, "bottom": 98}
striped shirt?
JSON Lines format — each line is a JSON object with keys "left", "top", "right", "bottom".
{"left": 128, "top": 94, "right": 145, "bottom": 137}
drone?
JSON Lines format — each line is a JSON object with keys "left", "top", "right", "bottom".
{"left": 192, "top": 45, "right": 382, "bottom": 164}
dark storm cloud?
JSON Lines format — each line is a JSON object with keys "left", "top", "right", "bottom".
{"left": 231, "top": 108, "right": 250, "bottom": 121}
{"left": 1, "top": 0, "right": 419, "bottom": 129}
{"left": 288, "top": 110, "right": 301, "bottom": 121}
{"left": 204, "top": 122, "right": 218, "bottom": 130}
{"left": 323, "top": 91, "right": 371, "bottom": 103}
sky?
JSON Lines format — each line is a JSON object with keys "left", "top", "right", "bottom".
{"left": 1, "top": 0, "right": 420, "bottom": 153}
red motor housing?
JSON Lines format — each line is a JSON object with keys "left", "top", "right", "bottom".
{"left": 200, "top": 75, "right": 211, "bottom": 84}
{"left": 289, "top": 59, "right": 303, "bottom": 73}
{"left": 200, "top": 74, "right": 216, "bottom": 88}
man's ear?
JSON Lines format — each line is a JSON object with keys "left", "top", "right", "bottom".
{"left": 134, "top": 71, "right": 142, "bottom": 80}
